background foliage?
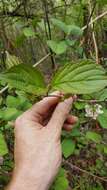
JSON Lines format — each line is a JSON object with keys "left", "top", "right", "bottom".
{"left": 0, "top": 0, "right": 107, "bottom": 190}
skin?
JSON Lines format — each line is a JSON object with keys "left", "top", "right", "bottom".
{"left": 6, "top": 91, "right": 77, "bottom": 190}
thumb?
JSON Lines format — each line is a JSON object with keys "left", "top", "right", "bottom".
{"left": 47, "top": 97, "right": 73, "bottom": 137}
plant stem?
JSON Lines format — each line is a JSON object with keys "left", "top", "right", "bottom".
{"left": 82, "top": 10, "right": 107, "bottom": 31}
{"left": 64, "top": 160, "right": 107, "bottom": 182}
{"left": 42, "top": 0, "right": 56, "bottom": 70}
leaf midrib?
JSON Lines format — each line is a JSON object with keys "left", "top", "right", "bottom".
{"left": 53, "top": 77, "right": 107, "bottom": 86}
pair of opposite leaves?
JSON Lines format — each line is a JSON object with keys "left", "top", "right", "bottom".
{"left": 0, "top": 60, "right": 107, "bottom": 95}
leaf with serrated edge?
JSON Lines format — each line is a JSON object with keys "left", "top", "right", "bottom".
{"left": 51, "top": 60, "right": 107, "bottom": 94}
{"left": 0, "top": 64, "right": 46, "bottom": 95}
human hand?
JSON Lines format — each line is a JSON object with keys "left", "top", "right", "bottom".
{"left": 7, "top": 92, "right": 77, "bottom": 190}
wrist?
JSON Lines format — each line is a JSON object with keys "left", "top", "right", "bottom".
{"left": 7, "top": 167, "right": 50, "bottom": 190}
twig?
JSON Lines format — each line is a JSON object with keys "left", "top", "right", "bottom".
{"left": 42, "top": 0, "right": 55, "bottom": 70}
{"left": 89, "top": 0, "right": 99, "bottom": 64}
{"left": 0, "top": 85, "right": 8, "bottom": 94}
{"left": 64, "top": 160, "right": 107, "bottom": 182}
{"left": 42, "top": 95, "right": 107, "bottom": 103}
{"left": 45, "top": 95, "right": 107, "bottom": 103}
{"left": 82, "top": 10, "right": 107, "bottom": 31}
{"left": 87, "top": 1, "right": 96, "bottom": 28}
{"left": 92, "top": 31, "right": 99, "bottom": 63}
{"left": 77, "top": 98, "right": 107, "bottom": 103}
{"left": 33, "top": 53, "right": 50, "bottom": 67}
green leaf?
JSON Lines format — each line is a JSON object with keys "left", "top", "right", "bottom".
{"left": 67, "top": 25, "right": 83, "bottom": 36}
{"left": 51, "top": 18, "right": 83, "bottom": 36}
{"left": 86, "top": 131, "right": 102, "bottom": 143}
{"left": 51, "top": 60, "right": 107, "bottom": 94}
{"left": 65, "top": 39, "right": 76, "bottom": 46}
{"left": 95, "top": 89, "right": 107, "bottom": 101}
{"left": 0, "top": 133, "right": 8, "bottom": 156}
{"left": 6, "top": 96, "right": 22, "bottom": 108}
{"left": 62, "top": 139, "right": 75, "bottom": 158}
{"left": 23, "top": 27, "right": 35, "bottom": 37}
{"left": 6, "top": 95, "right": 32, "bottom": 110}
{"left": 74, "top": 102, "right": 86, "bottom": 110}
{"left": 47, "top": 40, "right": 67, "bottom": 55}
{"left": 51, "top": 18, "right": 68, "bottom": 34}
{"left": 0, "top": 64, "right": 46, "bottom": 95}
{"left": 53, "top": 176, "right": 68, "bottom": 190}
{"left": 57, "top": 168, "right": 66, "bottom": 177}
{"left": 0, "top": 108, "right": 22, "bottom": 121}
{"left": 52, "top": 168, "right": 69, "bottom": 190}
{"left": 70, "top": 128, "right": 81, "bottom": 137}
{"left": 97, "top": 109, "right": 107, "bottom": 129}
